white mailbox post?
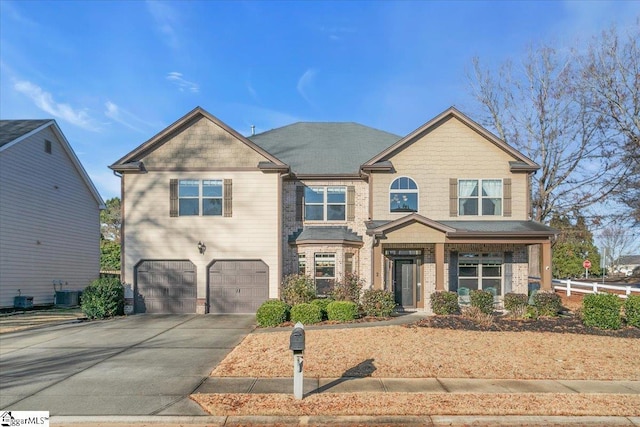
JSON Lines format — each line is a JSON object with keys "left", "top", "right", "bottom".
{"left": 289, "top": 321, "right": 305, "bottom": 399}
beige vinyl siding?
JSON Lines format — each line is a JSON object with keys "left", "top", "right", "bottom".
{"left": 122, "top": 171, "right": 280, "bottom": 304}
{"left": 371, "top": 117, "right": 529, "bottom": 221}
{"left": 0, "top": 127, "right": 101, "bottom": 308}
{"left": 143, "top": 116, "right": 267, "bottom": 169}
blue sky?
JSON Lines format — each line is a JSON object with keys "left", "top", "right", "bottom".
{"left": 1, "top": 0, "right": 639, "bottom": 202}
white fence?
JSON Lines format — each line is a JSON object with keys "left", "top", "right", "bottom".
{"left": 552, "top": 278, "right": 640, "bottom": 299}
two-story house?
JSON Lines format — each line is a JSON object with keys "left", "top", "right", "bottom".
{"left": 110, "top": 106, "right": 555, "bottom": 314}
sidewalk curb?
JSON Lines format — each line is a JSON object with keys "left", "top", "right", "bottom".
{"left": 50, "top": 415, "right": 640, "bottom": 426}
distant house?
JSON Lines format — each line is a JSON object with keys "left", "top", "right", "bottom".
{"left": 0, "top": 120, "right": 105, "bottom": 308}
{"left": 616, "top": 255, "right": 640, "bottom": 276}
{"left": 111, "top": 106, "right": 556, "bottom": 314}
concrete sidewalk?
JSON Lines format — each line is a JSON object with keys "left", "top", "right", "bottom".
{"left": 196, "top": 376, "right": 640, "bottom": 395}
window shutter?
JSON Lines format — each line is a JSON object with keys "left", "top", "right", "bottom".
{"left": 449, "top": 251, "right": 458, "bottom": 292}
{"left": 170, "top": 179, "right": 178, "bottom": 217}
{"left": 449, "top": 179, "right": 458, "bottom": 217}
{"left": 224, "top": 179, "right": 232, "bottom": 217}
{"left": 347, "top": 186, "right": 355, "bottom": 221}
{"left": 503, "top": 178, "right": 512, "bottom": 217}
{"left": 295, "top": 186, "right": 304, "bottom": 221}
{"left": 504, "top": 252, "right": 513, "bottom": 294}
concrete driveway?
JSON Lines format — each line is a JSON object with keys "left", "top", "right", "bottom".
{"left": 0, "top": 314, "right": 254, "bottom": 415}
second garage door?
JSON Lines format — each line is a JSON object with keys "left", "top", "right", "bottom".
{"left": 135, "top": 260, "right": 197, "bottom": 313}
{"left": 208, "top": 260, "right": 269, "bottom": 314}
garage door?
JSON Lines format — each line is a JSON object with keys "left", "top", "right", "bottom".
{"left": 208, "top": 260, "right": 269, "bottom": 314}
{"left": 135, "top": 260, "right": 197, "bottom": 313}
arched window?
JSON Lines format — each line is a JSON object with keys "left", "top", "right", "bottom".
{"left": 389, "top": 177, "right": 418, "bottom": 212}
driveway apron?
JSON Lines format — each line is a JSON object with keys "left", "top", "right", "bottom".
{"left": 0, "top": 314, "right": 254, "bottom": 415}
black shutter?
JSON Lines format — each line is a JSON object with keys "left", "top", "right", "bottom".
{"left": 449, "top": 251, "right": 458, "bottom": 292}
{"left": 295, "top": 186, "right": 304, "bottom": 221}
{"left": 170, "top": 179, "right": 178, "bottom": 217}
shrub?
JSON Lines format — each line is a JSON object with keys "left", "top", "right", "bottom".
{"left": 470, "top": 289, "right": 494, "bottom": 315}
{"left": 504, "top": 293, "right": 528, "bottom": 312}
{"left": 582, "top": 293, "right": 622, "bottom": 330}
{"left": 256, "top": 300, "right": 290, "bottom": 327}
{"left": 326, "top": 301, "right": 359, "bottom": 322}
{"left": 430, "top": 291, "right": 460, "bottom": 315}
{"left": 533, "top": 291, "right": 562, "bottom": 317}
{"left": 624, "top": 295, "right": 640, "bottom": 328}
{"left": 281, "top": 274, "right": 316, "bottom": 306}
{"left": 330, "top": 273, "right": 364, "bottom": 303}
{"left": 361, "top": 289, "right": 396, "bottom": 317}
{"left": 81, "top": 277, "right": 124, "bottom": 319}
{"left": 311, "top": 298, "right": 333, "bottom": 320}
{"left": 462, "top": 306, "right": 494, "bottom": 327}
{"left": 290, "top": 303, "right": 323, "bottom": 325}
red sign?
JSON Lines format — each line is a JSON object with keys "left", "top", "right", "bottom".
{"left": 583, "top": 260, "right": 592, "bottom": 269}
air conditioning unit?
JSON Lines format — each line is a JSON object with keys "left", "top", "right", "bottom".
{"left": 14, "top": 296, "right": 34, "bottom": 309}
{"left": 55, "top": 290, "right": 79, "bottom": 307}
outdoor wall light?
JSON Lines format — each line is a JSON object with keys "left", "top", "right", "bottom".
{"left": 197, "top": 241, "right": 206, "bottom": 255}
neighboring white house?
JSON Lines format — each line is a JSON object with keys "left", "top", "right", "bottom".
{"left": 0, "top": 120, "right": 105, "bottom": 308}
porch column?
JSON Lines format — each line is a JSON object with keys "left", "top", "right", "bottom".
{"left": 541, "top": 240, "right": 552, "bottom": 290}
{"left": 372, "top": 240, "right": 382, "bottom": 290}
{"left": 435, "top": 243, "right": 445, "bottom": 291}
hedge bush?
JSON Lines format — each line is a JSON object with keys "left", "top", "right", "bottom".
{"left": 430, "top": 291, "right": 460, "bottom": 315}
{"left": 361, "top": 289, "right": 396, "bottom": 317}
{"left": 281, "top": 274, "right": 316, "bottom": 306}
{"left": 326, "top": 301, "right": 359, "bottom": 322}
{"left": 256, "top": 300, "right": 290, "bottom": 327}
{"left": 504, "top": 293, "right": 528, "bottom": 312}
{"left": 330, "top": 273, "right": 364, "bottom": 303}
{"left": 81, "top": 277, "right": 124, "bottom": 319}
{"left": 311, "top": 298, "right": 333, "bottom": 320}
{"left": 470, "top": 289, "right": 494, "bottom": 315}
{"left": 533, "top": 291, "right": 562, "bottom": 317}
{"left": 624, "top": 295, "right": 640, "bottom": 328}
{"left": 290, "top": 303, "right": 323, "bottom": 325}
{"left": 582, "top": 293, "right": 622, "bottom": 330}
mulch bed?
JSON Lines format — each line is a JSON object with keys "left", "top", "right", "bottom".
{"left": 411, "top": 314, "right": 640, "bottom": 338}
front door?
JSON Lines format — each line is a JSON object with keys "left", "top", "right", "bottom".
{"left": 394, "top": 259, "right": 415, "bottom": 308}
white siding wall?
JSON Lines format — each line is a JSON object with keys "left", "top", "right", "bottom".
{"left": 0, "top": 127, "right": 101, "bottom": 307}
{"left": 122, "top": 171, "right": 280, "bottom": 310}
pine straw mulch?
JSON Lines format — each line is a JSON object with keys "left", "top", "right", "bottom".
{"left": 191, "top": 392, "right": 640, "bottom": 417}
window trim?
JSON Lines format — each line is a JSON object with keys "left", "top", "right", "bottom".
{"left": 458, "top": 178, "right": 503, "bottom": 216}
{"left": 304, "top": 186, "right": 347, "bottom": 222}
{"left": 177, "top": 179, "right": 224, "bottom": 217}
{"left": 389, "top": 176, "right": 419, "bottom": 213}
{"left": 314, "top": 253, "right": 336, "bottom": 296}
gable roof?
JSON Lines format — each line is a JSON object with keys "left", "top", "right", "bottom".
{"left": 249, "top": 122, "right": 401, "bottom": 175}
{"left": 363, "top": 106, "right": 539, "bottom": 171}
{"left": 0, "top": 119, "right": 105, "bottom": 209}
{"left": 110, "top": 106, "right": 287, "bottom": 171}
{"left": 0, "top": 119, "right": 52, "bottom": 149}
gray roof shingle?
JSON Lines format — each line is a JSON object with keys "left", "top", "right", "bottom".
{"left": 289, "top": 226, "right": 363, "bottom": 243}
{"left": 366, "top": 219, "right": 556, "bottom": 235}
{"left": 0, "top": 120, "right": 51, "bottom": 148}
{"left": 249, "top": 122, "right": 401, "bottom": 175}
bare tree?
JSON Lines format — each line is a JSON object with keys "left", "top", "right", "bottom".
{"left": 576, "top": 23, "right": 640, "bottom": 222}
{"left": 600, "top": 223, "right": 640, "bottom": 273}
{"left": 469, "top": 26, "right": 638, "bottom": 223}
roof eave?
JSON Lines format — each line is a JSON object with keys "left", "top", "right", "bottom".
{"left": 289, "top": 239, "right": 364, "bottom": 247}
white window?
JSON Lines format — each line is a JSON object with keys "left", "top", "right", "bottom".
{"left": 458, "top": 253, "right": 503, "bottom": 295}
{"left": 390, "top": 177, "right": 418, "bottom": 213}
{"left": 298, "top": 254, "right": 306, "bottom": 275}
{"left": 314, "top": 253, "right": 336, "bottom": 296}
{"left": 305, "top": 186, "right": 346, "bottom": 221}
{"left": 459, "top": 179, "right": 502, "bottom": 216}
{"left": 179, "top": 179, "right": 223, "bottom": 216}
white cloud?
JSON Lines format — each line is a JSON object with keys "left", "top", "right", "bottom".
{"left": 146, "top": 0, "right": 180, "bottom": 49}
{"left": 14, "top": 80, "right": 99, "bottom": 131}
{"left": 166, "top": 71, "right": 199, "bottom": 93}
{"left": 296, "top": 68, "right": 318, "bottom": 106}
{"left": 104, "top": 101, "right": 155, "bottom": 133}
